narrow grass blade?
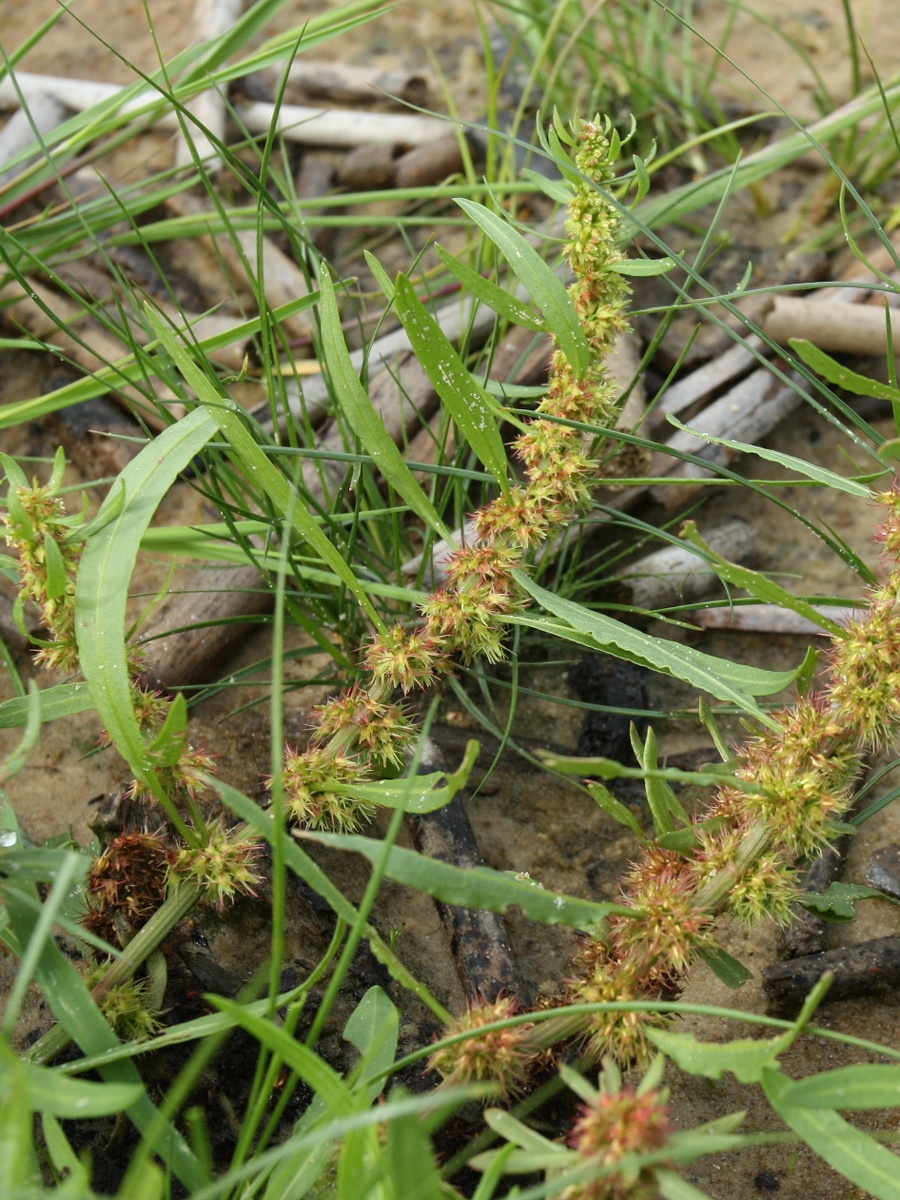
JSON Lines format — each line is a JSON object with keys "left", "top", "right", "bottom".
{"left": 0, "top": 682, "right": 41, "bottom": 781}
{"left": 20, "top": 1062, "right": 143, "bottom": 1119}
{"left": 658, "top": 1171, "right": 721, "bottom": 1200}
{"left": 456, "top": 197, "right": 590, "bottom": 377}
{"left": 666, "top": 414, "right": 873, "bottom": 496}
{"left": 636, "top": 79, "right": 900, "bottom": 231}
{"left": 146, "top": 307, "right": 387, "bottom": 631}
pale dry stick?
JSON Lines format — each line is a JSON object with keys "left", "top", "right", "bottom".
{"left": 287, "top": 60, "right": 430, "bottom": 108}
{"left": 762, "top": 294, "right": 900, "bottom": 357}
{"left": 690, "top": 604, "right": 862, "bottom": 635}
{"left": 11, "top": 63, "right": 896, "bottom": 165}
{"left": 0, "top": 93, "right": 70, "bottom": 190}
{"left": 231, "top": 100, "right": 447, "bottom": 149}
{"left": 647, "top": 244, "right": 900, "bottom": 512}
{"left": 0, "top": 72, "right": 447, "bottom": 148}
{"left": 174, "top": 0, "right": 244, "bottom": 173}
{"left": 0, "top": 73, "right": 155, "bottom": 118}
{"left": 648, "top": 335, "right": 765, "bottom": 428}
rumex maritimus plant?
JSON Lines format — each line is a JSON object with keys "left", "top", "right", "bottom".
{"left": 6, "top": 2, "right": 900, "bottom": 1193}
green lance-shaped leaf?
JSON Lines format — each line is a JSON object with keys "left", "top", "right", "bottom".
{"left": 694, "top": 945, "right": 753, "bottom": 989}
{"left": 790, "top": 337, "right": 900, "bottom": 402}
{"left": 301, "top": 831, "right": 633, "bottom": 932}
{"left": 666, "top": 414, "right": 872, "bottom": 498}
{"left": 513, "top": 572, "right": 805, "bottom": 729}
{"left": 679, "top": 519, "right": 848, "bottom": 638}
{"left": 779, "top": 1062, "right": 900, "bottom": 1110}
{"left": 331, "top": 738, "right": 480, "bottom": 813}
{"left": 797, "top": 881, "right": 885, "bottom": 922}
{"left": 435, "top": 243, "right": 545, "bottom": 330}
{"left": 762, "top": 1066, "right": 900, "bottom": 1200}
{"left": 11, "top": 1058, "right": 144, "bottom": 1118}
{"left": 647, "top": 1026, "right": 788, "bottom": 1085}
{"left": 318, "top": 268, "right": 455, "bottom": 542}
{"left": 456, "top": 197, "right": 590, "bottom": 377}
{"left": 75, "top": 407, "right": 218, "bottom": 800}
{"left": 0, "top": 1050, "right": 38, "bottom": 1192}
{"left": 343, "top": 986, "right": 399, "bottom": 1101}
{"left": 0, "top": 681, "right": 93, "bottom": 730}
{"left": 393, "top": 272, "right": 510, "bottom": 491}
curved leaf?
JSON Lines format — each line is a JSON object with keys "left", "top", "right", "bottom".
{"left": 763, "top": 1066, "right": 900, "bottom": 1199}
{"left": 302, "top": 831, "right": 632, "bottom": 932}
{"left": 513, "top": 573, "right": 801, "bottom": 729}
{"left": 74, "top": 407, "right": 217, "bottom": 794}
{"left": 393, "top": 273, "right": 509, "bottom": 490}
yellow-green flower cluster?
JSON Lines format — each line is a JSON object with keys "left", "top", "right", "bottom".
{"left": 2, "top": 454, "right": 83, "bottom": 673}
{"left": 563, "top": 487, "right": 900, "bottom": 1066}
{"left": 283, "top": 116, "right": 633, "bottom": 829}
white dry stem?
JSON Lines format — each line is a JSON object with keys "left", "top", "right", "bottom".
{"left": 174, "top": 0, "right": 244, "bottom": 173}
{"left": 0, "top": 71, "right": 447, "bottom": 149}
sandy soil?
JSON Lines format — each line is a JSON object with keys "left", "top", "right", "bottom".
{"left": 3, "top": 3, "right": 900, "bottom": 1198}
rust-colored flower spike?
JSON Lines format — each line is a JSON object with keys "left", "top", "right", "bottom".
{"left": 560, "top": 484, "right": 900, "bottom": 1068}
